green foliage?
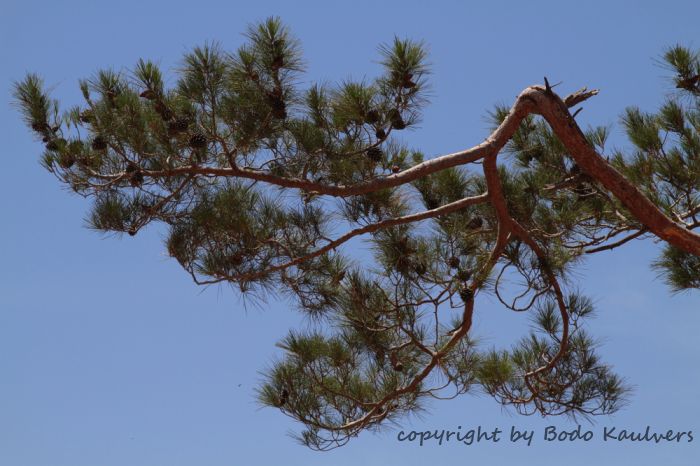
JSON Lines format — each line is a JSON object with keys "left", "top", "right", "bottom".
{"left": 12, "top": 73, "right": 56, "bottom": 134}
{"left": 654, "top": 246, "right": 700, "bottom": 291}
{"left": 664, "top": 45, "right": 700, "bottom": 92}
{"left": 476, "top": 294, "right": 628, "bottom": 418}
{"left": 13, "top": 20, "right": 700, "bottom": 450}
{"left": 617, "top": 45, "right": 700, "bottom": 289}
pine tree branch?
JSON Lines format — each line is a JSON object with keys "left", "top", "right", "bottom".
{"left": 584, "top": 228, "right": 648, "bottom": 253}
{"left": 483, "top": 152, "right": 570, "bottom": 396}
{"left": 19, "top": 25, "right": 697, "bottom": 451}
{"left": 80, "top": 84, "right": 700, "bottom": 259}
{"left": 331, "top": 216, "right": 511, "bottom": 434}
{"left": 196, "top": 192, "right": 489, "bottom": 284}
{"left": 523, "top": 85, "right": 700, "bottom": 256}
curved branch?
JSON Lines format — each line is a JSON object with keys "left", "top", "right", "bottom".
{"left": 93, "top": 93, "right": 534, "bottom": 197}
{"left": 483, "top": 151, "right": 570, "bottom": 379}
{"left": 523, "top": 85, "right": 700, "bottom": 256}
{"left": 331, "top": 216, "right": 512, "bottom": 434}
{"left": 584, "top": 228, "right": 648, "bottom": 254}
{"left": 81, "top": 83, "right": 700, "bottom": 259}
{"left": 202, "top": 192, "right": 489, "bottom": 284}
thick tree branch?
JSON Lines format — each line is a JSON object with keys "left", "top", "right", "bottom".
{"left": 523, "top": 85, "right": 700, "bottom": 256}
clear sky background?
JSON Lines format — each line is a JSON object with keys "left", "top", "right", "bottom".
{"left": 2, "top": 0, "right": 699, "bottom": 465}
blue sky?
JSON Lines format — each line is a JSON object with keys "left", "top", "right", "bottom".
{"left": 1, "top": 0, "right": 699, "bottom": 465}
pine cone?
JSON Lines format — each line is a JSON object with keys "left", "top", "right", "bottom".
{"left": 366, "top": 147, "right": 383, "bottom": 162}
{"left": 160, "top": 108, "right": 174, "bottom": 121}
{"left": 58, "top": 151, "right": 75, "bottom": 169}
{"left": 271, "top": 57, "right": 285, "bottom": 71}
{"left": 139, "top": 89, "right": 157, "bottom": 100}
{"left": 106, "top": 89, "right": 118, "bottom": 107}
{"left": 49, "top": 138, "right": 66, "bottom": 151}
{"left": 412, "top": 260, "right": 427, "bottom": 276}
{"left": 188, "top": 132, "right": 207, "bottom": 149}
{"left": 154, "top": 101, "right": 173, "bottom": 120}
{"left": 130, "top": 170, "right": 144, "bottom": 187}
{"left": 467, "top": 216, "right": 483, "bottom": 230}
{"left": 31, "top": 121, "right": 49, "bottom": 133}
{"left": 68, "top": 139, "right": 83, "bottom": 151}
{"left": 459, "top": 286, "right": 474, "bottom": 302}
{"left": 456, "top": 268, "right": 472, "bottom": 282}
{"left": 365, "top": 109, "right": 380, "bottom": 124}
{"left": 278, "top": 387, "right": 289, "bottom": 406}
{"left": 375, "top": 128, "right": 387, "bottom": 140}
{"left": 391, "top": 120, "right": 406, "bottom": 130}
{"left": 91, "top": 136, "right": 107, "bottom": 151}
{"left": 79, "top": 110, "right": 93, "bottom": 124}
{"left": 401, "top": 73, "right": 417, "bottom": 89}
{"left": 167, "top": 117, "right": 189, "bottom": 136}
{"left": 676, "top": 74, "right": 700, "bottom": 90}
{"left": 388, "top": 109, "right": 406, "bottom": 130}
{"left": 424, "top": 194, "right": 440, "bottom": 210}
{"left": 268, "top": 95, "right": 287, "bottom": 119}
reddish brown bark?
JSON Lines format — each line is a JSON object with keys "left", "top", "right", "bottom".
{"left": 522, "top": 86, "right": 700, "bottom": 256}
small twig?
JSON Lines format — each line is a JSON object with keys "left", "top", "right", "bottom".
{"left": 563, "top": 87, "right": 599, "bottom": 107}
